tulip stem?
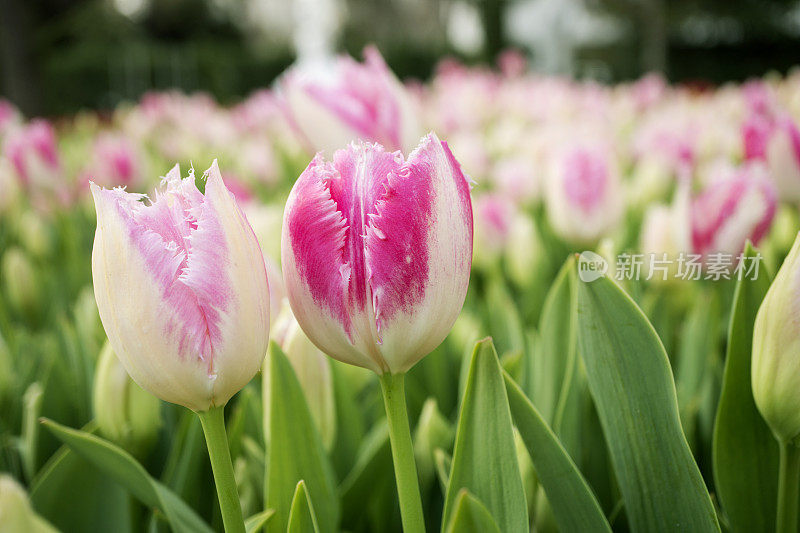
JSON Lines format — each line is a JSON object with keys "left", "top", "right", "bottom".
{"left": 379, "top": 372, "right": 426, "bottom": 533}
{"left": 777, "top": 439, "right": 800, "bottom": 533}
{"left": 197, "top": 406, "right": 245, "bottom": 533}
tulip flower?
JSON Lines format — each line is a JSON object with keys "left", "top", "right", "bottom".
{"left": 281, "top": 46, "right": 420, "bottom": 154}
{"left": 753, "top": 231, "right": 800, "bottom": 532}
{"left": 472, "top": 194, "right": 514, "bottom": 270}
{"left": 691, "top": 163, "right": 776, "bottom": 258}
{"left": 544, "top": 142, "right": 623, "bottom": 245}
{"left": 3, "top": 119, "right": 66, "bottom": 208}
{"left": 82, "top": 134, "right": 143, "bottom": 190}
{"left": 743, "top": 113, "right": 800, "bottom": 202}
{"left": 282, "top": 133, "right": 473, "bottom": 533}
{"left": 91, "top": 161, "right": 269, "bottom": 533}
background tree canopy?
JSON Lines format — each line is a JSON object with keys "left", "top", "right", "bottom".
{"left": 1, "top": 0, "right": 799, "bottom": 116}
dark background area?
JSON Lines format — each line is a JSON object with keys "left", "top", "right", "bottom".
{"left": 1, "top": 0, "right": 799, "bottom": 117}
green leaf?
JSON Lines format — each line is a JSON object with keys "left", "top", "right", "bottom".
{"left": 575, "top": 274, "right": 719, "bottom": 532}
{"left": 676, "top": 289, "right": 720, "bottom": 446}
{"left": 29, "top": 443, "right": 132, "bottom": 533}
{"left": 339, "top": 419, "right": 392, "bottom": 525}
{"left": 442, "top": 338, "right": 528, "bottom": 533}
{"left": 265, "top": 342, "right": 339, "bottom": 533}
{"left": 713, "top": 244, "right": 778, "bottom": 532}
{"left": 434, "top": 448, "right": 451, "bottom": 495}
{"left": 245, "top": 509, "right": 275, "bottom": 533}
{"left": 531, "top": 257, "right": 576, "bottom": 424}
{"left": 329, "top": 360, "right": 367, "bottom": 480}
{"left": 445, "top": 489, "right": 501, "bottom": 533}
{"left": 287, "top": 481, "right": 320, "bottom": 533}
{"left": 504, "top": 371, "right": 611, "bottom": 533}
{"left": 39, "top": 418, "right": 212, "bottom": 533}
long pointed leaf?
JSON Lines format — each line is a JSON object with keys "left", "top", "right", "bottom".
{"left": 504, "top": 371, "right": 611, "bottom": 533}
{"left": 287, "top": 481, "right": 320, "bottom": 533}
{"left": 445, "top": 489, "right": 501, "bottom": 533}
{"left": 575, "top": 274, "right": 719, "bottom": 532}
{"left": 265, "top": 342, "right": 338, "bottom": 533}
{"left": 442, "top": 338, "right": 528, "bottom": 533}
{"left": 40, "top": 419, "right": 212, "bottom": 533}
{"left": 713, "top": 244, "right": 778, "bottom": 532}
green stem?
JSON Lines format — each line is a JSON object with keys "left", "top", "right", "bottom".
{"left": 379, "top": 372, "right": 426, "bottom": 533}
{"left": 197, "top": 406, "right": 245, "bottom": 533}
{"left": 777, "top": 439, "right": 800, "bottom": 533}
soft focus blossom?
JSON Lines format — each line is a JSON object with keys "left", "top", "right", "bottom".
{"left": 281, "top": 133, "right": 473, "bottom": 374}
{"left": 281, "top": 46, "right": 420, "bottom": 154}
{"left": 544, "top": 141, "right": 623, "bottom": 245}
{"left": 473, "top": 194, "right": 514, "bottom": 269}
{"left": 82, "top": 133, "right": 143, "bottom": 190}
{"left": 691, "top": 163, "right": 777, "bottom": 258}
{"left": 91, "top": 161, "right": 270, "bottom": 411}
{"left": 743, "top": 113, "right": 800, "bottom": 201}
{"left": 3, "top": 120, "right": 66, "bottom": 206}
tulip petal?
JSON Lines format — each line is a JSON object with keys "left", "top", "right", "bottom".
{"left": 283, "top": 133, "right": 473, "bottom": 374}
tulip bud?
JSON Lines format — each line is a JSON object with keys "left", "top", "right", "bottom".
{"left": 90, "top": 161, "right": 270, "bottom": 411}
{"left": 281, "top": 46, "right": 420, "bottom": 154}
{"left": 753, "top": 232, "right": 800, "bottom": 441}
{"left": 266, "top": 303, "right": 336, "bottom": 449}
{"left": 93, "top": 342, "right": 162, "bottom": 452}
{"left": 15, "top": 210, "right": 52, "bottom": 259}
{"left": 282, "top": 133, "right": 473, "bottom": 374}
{"left": 505, "top": 211, "right": 544, "bottom": 289}
{"left": 2, "top": 247, "right": 41, "bottom": 321}
{"left": 544, "top": 142, "right": 623, "bottom": 245}
{"left": 0, "top": 475, "right": 58, "bottom": 533}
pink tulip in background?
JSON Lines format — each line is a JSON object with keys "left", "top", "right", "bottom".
{"left": 281, "top": 46, "right": 420, "bottom": 154}
{"left": 82, "top": 134, "right": 143, "bottom": 190}
{"left": 743, "top": 112, "right": 800, "bottom": 202}
{"left": 545, "top": 141, "right": 623, "bottom": 245}
{"left": 3, "top": 119, "right": 65, "bottom": 206}
{"left": 91, "top": 161, "right": 270, "bottom": 411}
{"left": 691, "top": 163, "right": 777, "bottom": 257}
{"left": 281, "top": 133, "right": 473, "bottom": 375}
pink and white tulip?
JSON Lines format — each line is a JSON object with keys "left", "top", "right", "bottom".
{"left": 281, "top": 133, "right": 473, "bottom": 374}
{"left": 3, "top": 120, "right": 65, "bottom": 206}
{"left": 691, "top": 163, "right": 777, "bottom": 257}
{"left": 281, "top": 46, "right": 420, "bottom": 154}
{"left": 83, "top": 134, "right": 143, "bottom": 190}
{"left": 743, "top": 113, "right": 800, "bottom": 201}
{"left": 544, "top": 142, "right": 623, "bottom": 245}
{"left": 91, "top": 161, "right": 270, "bottom": 411}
